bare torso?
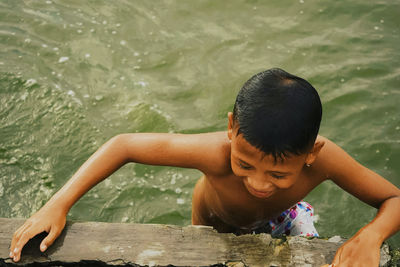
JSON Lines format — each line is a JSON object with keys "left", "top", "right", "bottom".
{"left": 191, "top": 134, "right": 327, "bottom": 233}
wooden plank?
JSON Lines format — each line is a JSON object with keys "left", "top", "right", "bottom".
{"left": 0, "top": 218, "right": 393, "bottom": 266}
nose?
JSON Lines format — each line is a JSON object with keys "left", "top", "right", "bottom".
{"left": 246, "top": 175, "right": 274, "bottom": 192}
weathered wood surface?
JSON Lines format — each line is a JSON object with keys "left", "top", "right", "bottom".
{"left": 0, "top": 218, "right": 393, "bottom": 266}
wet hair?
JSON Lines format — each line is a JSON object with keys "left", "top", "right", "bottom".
{"left": 232, "top": 68, "right": 322, "bottom": 161}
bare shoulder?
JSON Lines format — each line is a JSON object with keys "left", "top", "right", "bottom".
{"left": 313, "top": 135, "right": 399, "bottom": 208}
{"left": 313, "top": 135, "right": 352, "bottom": 172}
{"left": 171, "top": 131, "right": 232, "bottom": 175}
{"left": 312, "top": 135, "right": 369, "bottom": 181}
{"left": 119, "top": 131, "right": 232, "bottom": 175}
{"left": 199, "top": 131, "right": 232, "bottom": 175}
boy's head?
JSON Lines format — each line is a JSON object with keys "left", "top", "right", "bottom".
{"left": 231, "top": 68, "right": 322, "bottom": 162}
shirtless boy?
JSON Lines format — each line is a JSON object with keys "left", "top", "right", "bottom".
{"left": 10, "top": 68, "right": 400, "bottom": 266}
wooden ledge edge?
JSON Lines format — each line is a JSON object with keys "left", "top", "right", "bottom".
{"left": 0, "top": 218, "right": 396, "bottom": 267}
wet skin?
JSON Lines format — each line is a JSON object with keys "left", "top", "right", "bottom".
{"left": 191, "top": 121, "right": 325, "bottom": 233}
{"left": 9, "top": 113, "right": 400, "bottom": 266}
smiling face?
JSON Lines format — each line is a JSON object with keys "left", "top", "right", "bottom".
{"left": 229, "top": 130, "right": 308, "bottom": 199}
{"left": 227, "top": 112, "right": 321, "bottom": 199}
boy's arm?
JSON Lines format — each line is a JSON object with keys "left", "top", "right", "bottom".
{"left": 119, "top": 132, "right": 230, "bottom": 173}
{"left": 315, "top": 137, "right": 400, "bottom": 266}
{"left": 10, "top": 132, "right": 229, "bottom": 262}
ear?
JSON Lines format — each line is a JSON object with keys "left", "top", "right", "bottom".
{"left": 227, "top": 112, "right": 234, "bottom": 140}
{"left": 305, "top": 140, "right": 325, "bottom": 166}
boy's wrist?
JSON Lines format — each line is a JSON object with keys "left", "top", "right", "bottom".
{"left": 359, "top": 224, "right": 385, "bottom": 245}
{"left": 46, "top": 193, "right": 73, "bottom": 215}
{"left": 359, "top": 196, "right": 400, "bottom": 244}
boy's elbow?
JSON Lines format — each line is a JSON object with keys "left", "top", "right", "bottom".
{"left": 111, "top": 133, "right": 136, "bottom": 145}
{"left": 389, "top": 189, "right": 400, "bottom": 200}
{"left": 109, "top": 134, "right": 127, "bottom": 146}
{"left": 379, "top": 195, "right": 400, "bottom": 209}
{"left": 112, "top": 133, "right": 132, "bottom": 140}
{"left": 108, "top": 134, "right": 132, "bottom": 162}
{"left": 389, "top": 195, "right": 400, "bottom": 202}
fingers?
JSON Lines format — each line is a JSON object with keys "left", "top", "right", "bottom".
{"left": 10, "top": 223, "right": 61, "bottom": 262}
{"left": 40, "top": 228, "right": 60, "bottom": 252}
{"left": 9, "top": 219, "right": 49, "bottom": 262}
{"left": 11, "top": 226, "right": 42, "bottom": 262}
{"left": 10, "top": 221, "right": 32, "bottom": 259}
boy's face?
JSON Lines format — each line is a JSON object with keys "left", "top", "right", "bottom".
{"left": 227, "top": 113, "right": 313, "bottom": 199}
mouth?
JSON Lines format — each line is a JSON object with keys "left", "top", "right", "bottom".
{"left": 245, "top": 184, "right": 274, "bottom": 199}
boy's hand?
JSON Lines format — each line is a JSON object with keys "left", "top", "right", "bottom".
{"left": 330, "top": 227, "right": 381, "bottom": 267}
{"left": 9, "top": 203, "right": 67, "bottom": 262}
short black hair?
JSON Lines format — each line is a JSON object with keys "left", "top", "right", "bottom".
{"left": 232, "top": 68, "right": 322, "bottom": 161}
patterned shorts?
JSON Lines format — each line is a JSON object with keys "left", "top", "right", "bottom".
{"left": 268, "top": 201, "right": 319, "bottom": 237}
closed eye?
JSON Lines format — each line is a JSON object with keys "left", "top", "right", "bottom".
{"left": 238, "top": 161, "right": 252, "bottom": 170}
{"left": 271, "top": 173, "right": 286, "bottom": 179}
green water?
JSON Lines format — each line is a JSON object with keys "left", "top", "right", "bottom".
{"left": 0, "top": 0, "right": 399, "bottom": 248}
